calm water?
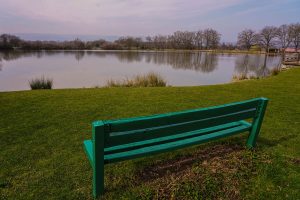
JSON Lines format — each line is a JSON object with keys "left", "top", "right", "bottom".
{"left": 0, "top": 51, "right": 281, "bottom": 91}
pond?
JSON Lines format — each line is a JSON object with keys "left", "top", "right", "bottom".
{"left": 0, "top": 51, "right": 281, "bottom": 91}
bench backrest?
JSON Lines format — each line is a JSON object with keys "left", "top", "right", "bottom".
{"left": 94, "top": 98, "right": 266, "bottom": 148}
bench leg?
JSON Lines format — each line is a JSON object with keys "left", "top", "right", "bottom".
{"left": 92, "top": 122, "right": 105, "bottom": 198}
{"left": 93, "top": 161, "right": 104, "bottom": 197}
{"left": 246, "top": 98, "right": 268, "bottom": 148}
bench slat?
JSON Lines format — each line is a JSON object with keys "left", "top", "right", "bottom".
{"left": 104, "top": 121, "right": 250, "bottom": 154}
{"left": 104, "top": 123, "right": 251, "bottom": 164}
{"left": 104, "top": 98, "right": 260, "bottom": 134}
{"left": 106, "top": 109, "right": 256, "bottom": 147}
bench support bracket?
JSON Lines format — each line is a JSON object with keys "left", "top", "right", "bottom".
{"left": 247, "top": 98, "right": 268, "bottom": 148}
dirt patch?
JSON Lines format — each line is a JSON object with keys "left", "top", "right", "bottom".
{"left": 137, "top": 143, "right": 245, "bottom": 182}
{"left": 133, "top": 143, "right": 263, "bottom": 199}
{"left": 290, "top": 158, "right": 300, "bottom": 165}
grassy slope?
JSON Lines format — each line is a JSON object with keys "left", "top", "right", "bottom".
{"left": 0, "top": 68, "right": 299, "bottom": 199}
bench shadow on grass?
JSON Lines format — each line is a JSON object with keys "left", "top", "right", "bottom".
{"left": 257, "top": 134, "right": 297, "bottom": 147}
{"left": 104, "top": 141, "right": 246, "bottom": 194}
{"left": 105, "top": 133, "right": 294, "bottom": 194}
{"left": 135, "top": 142, "right": 245, "bottom": 183}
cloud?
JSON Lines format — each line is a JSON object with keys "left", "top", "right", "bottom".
{"left": 0, "top": 0, "right": 298, "bottom": 41}
{"left": 0, "top": 0, "right": 241, "bottom": 32}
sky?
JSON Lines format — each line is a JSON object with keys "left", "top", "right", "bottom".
{"left": 0, "top": 0, "right": 299, "bottom": 42}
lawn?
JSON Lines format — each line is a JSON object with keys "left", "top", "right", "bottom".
{"left": 0, "top": 68, "right": 299, "bottom": 199}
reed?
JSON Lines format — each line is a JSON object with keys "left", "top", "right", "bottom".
{"left": 270, "top": 67, "right": 281, "bottom": 76}
{"left": 232, "top": 73, "right": 248, "bottom": 81}
{"left": 106, "top": 72, "right": 167, "bottom": 87}
{"left": 29, "top": 76, "right": 53, "bottom": 90}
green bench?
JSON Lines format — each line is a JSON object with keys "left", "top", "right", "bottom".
{"left": 83, "top": 97, "right": 268, "bottom": 197}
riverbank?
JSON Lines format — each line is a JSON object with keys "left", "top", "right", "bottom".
{"left": 0, "top": 48, "right": 273, "bottom": 55}
{"left": 0, "top": 67, "right": 299, "bottom": 199}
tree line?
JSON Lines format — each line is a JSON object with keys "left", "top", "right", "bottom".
{"left": 237, "top": 23, "right": 300, "bottom": 52}
{"left": 0, "top": 23, "right": 299, "bottom": 51}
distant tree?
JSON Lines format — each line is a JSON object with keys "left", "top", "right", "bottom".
{"left": 115, "top": 36, "right": 142, "bottom": 49}
{"left": 257, "top": 26, "right": 278, "bottom": 53}
{"left": 276, "top": 24, "right": 293, "bottom": 51}
{"left": 237, "top": 29, "right": 257, "bottom": 50}
{"left": 153, "top": 35, "right": 168, "bottom": 49}
{"left": 220, "top": 42, "right": 236, "bottom": 50}
{"left": 194, "top": 30, "right": 204, "bottom": 49}
{"left": 203, "top": 28, "right": 221, "bottom": 49}
{"left": 86, "top": 39, "right": 107, "bottom": 49}
{"left": 145, "top": 36, "right": 153, "bottom": 49}
{"left": 101, "top": 41, "right": 122, "bottom": 50}
{"left": 289, "top": 23, "right": 300, "bottom": 51}
{"left": 169, "top": 31, "right": 195, "bottom": 49}
{"left": 72, "top": 38, "right": 85, "bottom": 49}
{"left": 0, "top": 34, "right": 22, "bottom": 49}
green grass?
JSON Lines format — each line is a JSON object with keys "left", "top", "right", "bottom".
{"left": 0, "top": 68, "right": 299, "bottom": 199}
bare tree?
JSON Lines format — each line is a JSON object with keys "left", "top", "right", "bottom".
{"left": 276, "top": 24, "right": 294, "bottom": 63}
{"left": 168, "top": 31, "right": 195, "bottom": 49}
{"left": 237, "top": 29, "right": 257, "bottom": 50}
{"left": 145, "top": 36, "right": 153, "bottom": 49}
{"left": 277, "top": 24, "right": 293, "bottom": 50}
{"left": 0, "top": 34, "right": 22, "bottom": 49}
{"left": 194, "top": 30, "right": 203, "bottom": 49}
{"left": 290, "top": 23, "right": 300, "bottom": 51}
{"left": 153, "top": 35, "right": 168, "bottom": 49}
{"left": 257, "top": 26, "right": 278, "bottom": 53}
{"left": 203, "top": 28, "right": 221, "bottom": 49}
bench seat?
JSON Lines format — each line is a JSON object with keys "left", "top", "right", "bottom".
{"left": 84, "top": 120, "right": 251, "bottom": 165}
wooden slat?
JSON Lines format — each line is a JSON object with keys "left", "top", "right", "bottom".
{"left": 106, "top": 109, "right": 256, "bottom": 147}
{"left": 104, "top": 124, "right": 250, "bottom": 164}
{"left": 104, "top": 98, "right": 261, "bottom": 133}
{"left": 104, "top": 121, "right": 249, "bottom": 154}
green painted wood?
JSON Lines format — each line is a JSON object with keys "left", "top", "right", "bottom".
{"left": 104, "top": 121, "right": 249, "bottom": 154}
{"left": 83, "top": 97, "right": 268, "bottom": 197}
{"left": 246, "top": 98, "right": 269, "bottom": 148}
{"left": 83, "top": 140, "right": 94, "bottom": 168}
{"left": 92, "top": 121, "right": 105, "bottom": 197}
{"left": 106, "top": 109, "right": 256, "bottom": 147}
{"left": 104, "top": 124, "right": 251, "bottom": 164}
{"left": 104, "top": 98, "right": 261, "bottom": 133}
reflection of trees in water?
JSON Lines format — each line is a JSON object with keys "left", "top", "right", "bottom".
{"left": 200, "top": 53, "right": 218, "bottom": 73}
{"left": 86, "top": 51, "right": 106, "bottom": 58}
{"left": 257, "top": 55, "right": 270, "bottom": 77}
{"left": 0, "top": 51, "right": 52, "bottom": 62}
{"left": 156, "top": 52, "right": 218, "bottom": 73}
{"left": 0, "top": 57, "right": 2, "bottom": 71}
{"left": 116, "top": 51, "right": 218, "bottom": 73}
{"left": 234, "top": 54, "right": 280, "bottom": 77}
{"left": 1, "top": 51, "right": 281, "bottom": 76}
{"left": 115, "top": 52, "right": 143, "bottom": 63}
{"left": 74, "top": 51, "right": 85, "bottom": 61}
{"left": 0, "top": 51, "right": 66, "bottom": 71}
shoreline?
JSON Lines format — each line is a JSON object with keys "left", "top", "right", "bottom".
{"left": 0, "top": 49, "right": 279, "bottom": 55}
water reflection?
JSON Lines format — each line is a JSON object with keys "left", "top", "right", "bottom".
{"left": 234, "top": 54, "right": 280, "bottom": 77}
{"left": 0, "top": 51, "right": 280, "bottom": 75}
{"left": 74, "top": 51, "right": 85, "bottom": 61}
{"left": 143, "top": 52, "right": 218, "bottom": 73}
{"left": 0, "top": 50, "right": 281, "bottom": 91}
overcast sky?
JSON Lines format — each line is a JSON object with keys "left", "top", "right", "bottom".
{"left": 0, "top": 0, "right": 299, "bottom": 41}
